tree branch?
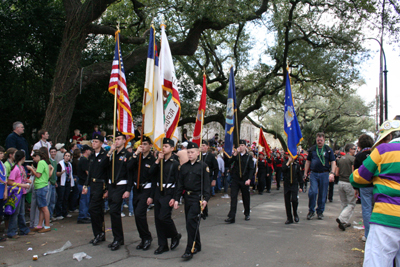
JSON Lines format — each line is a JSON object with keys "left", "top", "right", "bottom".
{"left": 88, "top": 24, "right": 146, "bottom": 44}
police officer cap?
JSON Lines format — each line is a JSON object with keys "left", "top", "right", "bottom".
{"left": 115, "top": 131, "right": 125, "bottom": 138}
{"left": 93, "top": 133, "right": 103, "bottom": 142}
{"left": 142, "top": 136, "right": 152, "bottom": 144}
{"left": 187, "top": 142, "right": 199, "bottom": 149}
{"left": 239, "top": 139, "right": 246, "bottom": 145}
{"left": 202, "top": 140, "right": 209, "bottom": 145}
{"left": 163, "top": 138, "right": 175, "bottom": 147}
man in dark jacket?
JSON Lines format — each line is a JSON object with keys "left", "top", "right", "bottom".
{"left": 5, "top": 121, "right": 30, "bottom": 160}
{"left": 225, "top": 140, "right": 255, "bottom": 223}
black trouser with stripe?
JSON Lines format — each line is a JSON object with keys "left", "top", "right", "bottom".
{"left": 88, "top": 182, "right": 105, "bottom": 238}
{"left": 228, "top": 179, "right": 250, "bottom": 218}
{"left": 154, "top": 190, "right": 178, "bottom": 247}
{"left": 108, "top": 184, "right": 125, "bottom": 242}
{"left": 133, "top": 188, "right": 152, "bottom": 241}
{"left": 184, "top": 194, "right": 201, "bottom": 254}
{"left": 284, "top": 183, "right": 299, "bottom": 221}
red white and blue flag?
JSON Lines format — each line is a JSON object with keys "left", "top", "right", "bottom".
{"left": 108, "top": 30, "right": 135, "bottom": 144}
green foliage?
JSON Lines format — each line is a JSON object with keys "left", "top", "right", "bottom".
{"left": 0, "top": 0, "right": 64, "bottom": 145}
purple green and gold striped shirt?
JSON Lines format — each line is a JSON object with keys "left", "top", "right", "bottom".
{"left": 350, "top": 141, "right": 400, "bottom": 229}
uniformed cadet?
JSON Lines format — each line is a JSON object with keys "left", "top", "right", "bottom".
{"left": 225, "top": 139, "right": 254, "bottom": 223}
{"left": 174, "top": 141, "right": 210, "bottom": 260}
{"left": 82, "top": 133, "right": 112, "bottom": 245}
{"left": 256, "top": 152, "right": 268, "bottom": 195}
{"left": 105, "top": 131, "right": 132, "bottom": 251}
{"left": 150, "top": 138, "right": 181, "bottom": 255}
{"left": 282, "top": 154, "right": 302, "bottom": 224}
{"left": 199, "top": 140, "right": 218, "bottom": 217}
{"left": 129, "top": 136, "right": 155, "bottom": 251}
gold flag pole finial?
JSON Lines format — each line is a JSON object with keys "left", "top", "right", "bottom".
{"left": 160, "top": 15, "right": 166, "bottom": 28}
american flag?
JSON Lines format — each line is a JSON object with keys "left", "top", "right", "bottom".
{"left": 108, "top": 31, "right": 135, "bottom": 143}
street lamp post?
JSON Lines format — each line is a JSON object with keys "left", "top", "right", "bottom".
{"left": 365, "top": 37, "right": 388, "bottom": 121}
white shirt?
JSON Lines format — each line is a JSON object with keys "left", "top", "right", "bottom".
{"left": 31, "top": 140, "right": 51, "bottom": 156}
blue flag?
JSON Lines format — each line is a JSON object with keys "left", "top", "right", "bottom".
{"left": 224, "top": 67, "right": 237, "bottom": 157}
{"left": 284, "top": 70, "right": 303, "bottom": 159}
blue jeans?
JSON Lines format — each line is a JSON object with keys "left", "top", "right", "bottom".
{"left": 308, "top": 172, "right": 329, "bottom": 214}
{"left": 77, "top": 184, "right": 91, "bottom": 220}
{"left": 48, "top": 184, "right": 56, "bottom": 218}
{"left": 35, "top": 186, "right": 48, "bottom": 208}
{"left": 216, "top": 171, "right": 222, "bottom": 191}
{"left": 7, "top": 194, "right": 30, "bottom": 237}
{"left": 360, "top": 187, "right": 374, "bottom": 238}
{"left": 121, "top": 189, "right": 134, "bottom": 213}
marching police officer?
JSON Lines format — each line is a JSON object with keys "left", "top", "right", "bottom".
{"left": 82, "top": 133, "right": 112, "bottom": 245}
{"left": 150, "top": 138, "right": 181, "bottom": 255}
{"left": 174, "top": 141, "right": 210, "bottom": 260}
{"left": 105, "top": 131, "right": 132, "bottom": 251}
{"left": 225, "top": 140, "right": 254, "bottom": 223}
{"left": 129, "top": 136, "right": 155, "bottom": 251}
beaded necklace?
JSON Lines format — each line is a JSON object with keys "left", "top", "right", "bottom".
{"left": 316, "top": 146, "right": 325, "bottom": 165}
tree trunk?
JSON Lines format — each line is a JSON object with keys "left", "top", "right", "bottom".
{"left": 42, "top": 18, "right": 88, "bottom": 143}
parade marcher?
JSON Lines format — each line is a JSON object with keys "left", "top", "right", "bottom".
{"left": 105, "top": 131, "right": 132, "bottom": 251}
{"left": 200, "top": 140, "right": 218, "bottom": 198}
{"left": 129, "top": 136, "right": 155, "bottom": 251}
{"left": 150, "top": 138, "right": 181, "bottom": 255}
{"left": 350, "top": 120, "right": 400, "bottom": 266}
{"left": 256, "top": 152, "right": 268, "bottom": 195}
{"left": 174, "top": 142, "right": 210, "bottom": 260}
{"left": 82, "top": 133, "right": 112, "bottom": 246}
{"left": 77, "top": 145, "right": 92, "bottom": 224}
{"left": 225, "top": 140, "right": 254, "bottom": 223}
{"left": 266, "top": 154, "right": 274, "bottom": 193}
{"left": 282, "top": 155, "right": 302, "bottom": 224}
{"left": 335, "top": 144, "right": 356, "bottom": 231}
{"left": 298, "top": 154, "right": 306, "bottom": 192}
{"left": 274, "top": 152, "right": 283, "bottom": 190}
{"left": 304, "top": 132, "right": 336, "bottom": 220}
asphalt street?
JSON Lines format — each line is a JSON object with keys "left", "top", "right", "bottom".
{"left": 0, "top": 184, "right": 365, "bottom": 266}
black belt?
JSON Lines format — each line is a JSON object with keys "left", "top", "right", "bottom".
{"left": 312, "top": 170, "right": 329, "bottom": 173}
{"left": 185, "top": 191, "right": 200, "bottom": 196}
{"left": 92, "top": 178, "right": 105, "bottom": 183}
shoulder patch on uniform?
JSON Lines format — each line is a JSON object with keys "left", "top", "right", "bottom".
{"left": 206, "top": 167, "right": 210, "bottom": 173}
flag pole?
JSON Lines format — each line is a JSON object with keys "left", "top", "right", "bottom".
{"left": 192, "top": 69, "right": 205, "bottom": 254}
{"left": 232, "top": 65, "right": 242, "bottom": 178}
{"left": 160, "top": 19, "right": 165, "bottom": 192}
{"left": 112, "top": 24, "right": 121, "bottom": 184}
